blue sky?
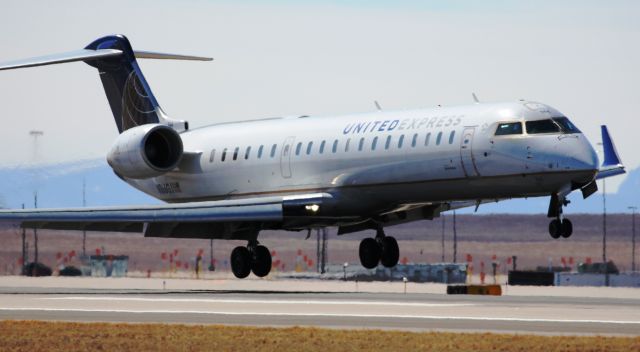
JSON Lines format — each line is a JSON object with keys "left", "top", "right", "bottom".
{"left": 0, "top": 0, "right": 637, "bottom": 206}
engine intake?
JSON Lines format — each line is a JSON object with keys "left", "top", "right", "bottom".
{"left": 107, "top": 124, "right": 183, "bottom": 179}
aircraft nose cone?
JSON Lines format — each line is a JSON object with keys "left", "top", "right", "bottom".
{"left": 571, "top": 136, "right": 599, "bottom": 170}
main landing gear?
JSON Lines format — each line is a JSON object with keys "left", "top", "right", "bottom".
{"left": 230, "top": 241, "right": 272, "bottom": 279}
{"left": 359, "top": 229, "right": 400, "bottom": 269}
{"left": 547, "top": 193, "right": 573, "bottom": 239}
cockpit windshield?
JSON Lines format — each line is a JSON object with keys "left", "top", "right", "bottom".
{"left": 495, "top": 122, "right": 523, "bottom": 136}
{"left": 525, "top": 120, "right": 560, "bottom": 134}
{"left": 553, "top": 117, "right": 581, "bottom": 134}
{"left": 525, "top": 117, "right": 581, "bottom": 135}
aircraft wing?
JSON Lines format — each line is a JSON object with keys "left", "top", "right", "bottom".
{"left": 0, "top": 193, "right": 333, "bottom": 240}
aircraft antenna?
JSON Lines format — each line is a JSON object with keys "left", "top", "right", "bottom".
{"left": 374, "top": 101, "right": 382, "bottom": 111}
{"left": 472, "top": 93, "right": 480, "bottom": 104}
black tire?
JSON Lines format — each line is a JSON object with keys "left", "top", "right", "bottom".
{"left": 230, "top": 246, "right": 251, "bottom": 279}
{"left": 380, "top": 236, "right": 400, "bottom": 268}
{"left": 561, "top": 219, "right": 573, "bottom": 238}
{"left": 548, "top": 219, "right": 561, "bottom": 239}
{"left": 251, "top": 245, "right": 272, "bottom": 277}
{"left": 359, "top": 237, "right": 381, "bottom": 269}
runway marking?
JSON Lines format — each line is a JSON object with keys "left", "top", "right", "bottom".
{"left": 39, "top": 297, "right": 475, "bottom": 308}
{"left": 2, "top": 307, "right": 640, "bottom": 325}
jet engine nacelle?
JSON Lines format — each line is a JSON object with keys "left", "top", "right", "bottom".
{"left": 107, "top": 124, "right": 183, "bottom": 179}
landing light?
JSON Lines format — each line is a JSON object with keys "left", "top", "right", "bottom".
{"left": 305, "top": 204, "right": 320, "bottom": 213}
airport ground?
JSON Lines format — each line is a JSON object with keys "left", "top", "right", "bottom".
{"left": 0, "top": 276, "right": 639, "bottom": 336}
{"left": 0, "top": 276, "right": 639, "bottom": 351}
{"left": 1, "top": 214, "right": 639, "bottom": 350}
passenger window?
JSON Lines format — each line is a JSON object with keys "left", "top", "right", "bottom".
{"left": 448, "top": 131, "right": 455, "bottom": 144}
{"left": 295, "top": 142, "right": 302, "bottom": 156}
{"left": 371, "top": 136, "right": 378, "bottom": 150}
{"left": 411, "top": 134, "right": 418, "bottom": 147}
{"left": 244, "top": 146, "right": 251, "bottom": 160}
{"left": 345, "top": 138, "right": 351, "bottom": 152}
{"left": 436, "top": 132, "right": 442, "bottom": 145}
{"left": 270, "top": 144, "right": 277, "bottom": 158}
{"left": 221, "top": 148, "right": 228, "bottom": 162}
{"left": 495, "top": 122, "right": 523, "bottom": 136}
{"left": 209, "top": 149, "right": 216, "bottom": 163}
{"left": 306, "top": 141, "right": 313, "bottom": 155}
{"left": 233, "top": 147, "right": 239, "bottom": 161}
{"left": 319, "top": 140, "right": 326, "bottom": 154}
{"left": 332, "top": 140, "right": 338, "bottom": 153}
{"left": 398, "top": 135, "right": 404, "bottom": 148}
{"left": 358, "top": 138, "right": 365, "bottom": 151}
{"left": 257, "top": 145, "right": 263, "bottom": 159}
{"left": 385, "top": 135, "right": 392, "bottom": 150}
{"left": 283, "top": 144, "right": 290, "bottom": 157}
{"left": 526, "top": 120, "right": 560, "bottom": 134}
{"left": 425, "top": 133, "right": 431, "bottom": 146}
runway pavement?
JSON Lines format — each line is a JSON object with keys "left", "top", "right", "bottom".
{"left": 0, "top": 277, "right": 639, "bottom": 335}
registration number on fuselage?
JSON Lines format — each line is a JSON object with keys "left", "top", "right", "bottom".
{"left": 156, "top": 182, "right": 182, "bottom": 194}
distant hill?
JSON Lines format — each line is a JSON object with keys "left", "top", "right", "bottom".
{"left": 0, "top": 159, "right": 158, "bottom": 209}
{"left": 0, "top": 159, "right": 636, "bottom": 213}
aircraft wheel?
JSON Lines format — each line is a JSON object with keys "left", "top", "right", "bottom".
{"left": 230, "top": 246, "right": 251, "bottom": 279}
{"left": 359, "top": 237, "right": 381, "bottom": 269}
{"left": 380, "top": 236, "right": 400, "bottom": 268}
{"left": 251, "top": 245, "right": 272, "bottom": 277}
{"left": 561, "top": 219, "right": 573, "bottom": 238}
{"left": 548, "top": 219, "right": 561, "bottom": 239}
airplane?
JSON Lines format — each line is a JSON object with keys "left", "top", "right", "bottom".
{"left": 0, "top": 35, "right": 626, "bottom": 279}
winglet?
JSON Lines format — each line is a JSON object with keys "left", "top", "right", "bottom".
{"left": 601, "top": 125, "right": 621, "bottom": 167}
{"left": 596, "top": 125, "right": 625, "bottom": 179}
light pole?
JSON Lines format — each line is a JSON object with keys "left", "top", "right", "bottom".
{"left": 82, "top": 178, "right": 87, "bottom": 257}
{"left": 629, "top": 206, "right": 637, "bottom": 272}
{"left": 441, "top": 214, "right": 445, "bottom": 262}
{"left": 598, "top": 142, "right": 608, "bottom": 286}
{"left": 453, "top": 210, "right": 458, "bottom": 263}
{"left": 29, "top": 130, "right": 43, "bottom": 265}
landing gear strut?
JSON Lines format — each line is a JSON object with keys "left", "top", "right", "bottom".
{"left": 359, "top": 229, "right": 399, "bottom": 269}
{"left": 547, "top": 193, "right": 573, "bottom": 239}
{"left": 230, "top": 241, "right": 272, "bottom": 279}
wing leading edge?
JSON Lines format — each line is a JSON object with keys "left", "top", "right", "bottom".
{"left": 0, "top": 193, "right": 335, "bottom": 240}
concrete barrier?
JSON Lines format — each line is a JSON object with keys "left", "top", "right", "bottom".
{"left": 508, "top": 271, "right": 555, "bottom": 286}
{"left": 447, "top": 284, "right": 501, "bottom": 296}
{"left": 555, "top": 272, "right": 640, "bottom": 287}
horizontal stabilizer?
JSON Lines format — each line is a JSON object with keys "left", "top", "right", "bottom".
{"left": 0, "top": 49, "right": 122, "bottom": 71}
{"left": 596, "top": 125, "right": 625, "bottom": 180}
{"left": 133, "top": 50, "right": 212, "bottom": 61}
{"left": 0, "top": 48, "right": 212, "bottom": 72}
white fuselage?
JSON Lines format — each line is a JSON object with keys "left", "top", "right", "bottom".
{"left": 124, "top": 101, "right": 598, "bottom": 222}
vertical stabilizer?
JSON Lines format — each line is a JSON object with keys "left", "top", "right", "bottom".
{"left": 84, "top": 35, "right": 162, "bottom": 133}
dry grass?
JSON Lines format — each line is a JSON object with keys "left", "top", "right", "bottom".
{"left": 0, "top": 321, "right": 638, "bottom": 352}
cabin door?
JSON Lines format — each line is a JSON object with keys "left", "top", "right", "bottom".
{"left": 280, "top": 136, "right": 295, "bottom": 178}
{"left": 460, "top": 127, "right": 480, "bottom": 177}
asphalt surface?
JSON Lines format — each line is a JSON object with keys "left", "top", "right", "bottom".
{"left": 1, "top": 286, "right": 639, "bottom": 335}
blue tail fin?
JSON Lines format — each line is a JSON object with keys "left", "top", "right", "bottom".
{"left": 84, "top": 35, "right": 162, "bottom": 133}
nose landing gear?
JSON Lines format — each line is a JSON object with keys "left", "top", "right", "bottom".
{"left": 358, "top": 228, "right": 400, "bottom": 269}
{"left": 548, "top": 218, "right": 573, "bottom": 239}
{"left": 548, "top": 192, "right": 573, "bottom": 239}
{"left": 230, "top": 241, "right": 272, "bottom": 279}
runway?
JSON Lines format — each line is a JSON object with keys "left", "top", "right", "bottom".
{"left": 1, "top": 278, "right": 639, "bottom": 335}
